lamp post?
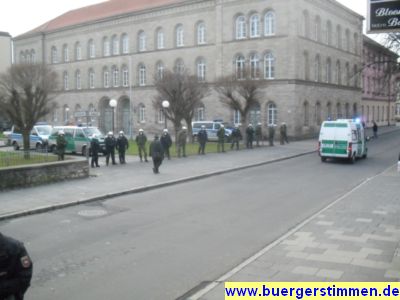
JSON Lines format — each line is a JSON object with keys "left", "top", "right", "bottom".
{"left": 109, "top": 99, "right": 117, "bottom": 133}
{"left": 162, "top": 100, "right": 170, "bottom": 129}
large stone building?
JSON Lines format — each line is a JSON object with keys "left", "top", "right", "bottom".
{"left": 13, "top": 0, "right": 363, "bottom": 138}
{"left": 361, "top": 36, "right": 398, "bottom": 127}
{"left": 0, "top": 31, "right": 12, "bottom": 129}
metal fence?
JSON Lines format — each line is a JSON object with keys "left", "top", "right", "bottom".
{"left": 0, "top": 149, "right": 58, "bottom": 168}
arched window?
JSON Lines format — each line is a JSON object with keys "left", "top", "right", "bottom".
{"left": 353, "top": 33, "right": 359, "bottom": 54}
{"left": 103, "top": 67, "right": 110, "bottom": 88}
{"left": 176, "top": 25, "right": 184, "bottom": 47}
{"left": 235, "top": 55, "right": 245, "bottom": 79}
{"left": 197, "top": 22, "right": 206, "bottom": 44}
{"left": 139, "top": 104, "right": 146, "bottom": 123}
{"left": 353, "top": 64, "right": 359, "bottom": 87}
{"left": 156, "top": 28, "right": 165, "bottom": 49}
{"left": 337, "top": 103, "right": 342, "bottom": 119}
{"left": 235, "top": 15, "right": 247, "bottom": 39}
{"left": 103, "top": 37, "right": 110, "bottom": 56}
{"left": 234, "top": 109, "right": 241, "bottom": 124}
{"left": 326, "top": 58, "right": 332, "bottom": 83}
{"left": 25, "top": 50, "right": 30, "bottom": 64}
{"left": 345, "top": 103, "right": 350, "bottom": 118}
{"left": 250, "top": 53, "right": 260, "bottom": 79}
{"left": 112, "top": 66, "right": 119, "bottom": 87}
{"left": 63, "top": 71, "right": 69, "bottom": 90}
{"left": 304, "top": 51, "right": 310, "bottom": 80}
{"left": 63, "top": 44, "right": 69, "bottom": 62}
{"left": 75, "top": 42, "right": 82, "bottom": 60}
{"left": 327, "top": 102, "right": 332, "bottom": 120}
{"left": 174, "top": 59, "right": 185, "bottom": 74}
{"left": 336, "top": 25, "right": 342, "bottom": 49}
{"left": 122, "top": 65, "right": 129, "bottom": 87}
{"left": 195, "top": 106, "right": 205, "bottom": 121}
{"left": 121, "top": 33, "right": 129, "bottom": 54}
{"left": 75, "top": 70, "right": 81, "bottom": 90}
{"left": 314, "top": 55, "right": 321, "bottom": 82}
{"left": 345, "top": 29, "right": 350, "bottom": 52}
{"left": 51, "top": 46, "right": 58, "bottom": 64}
{"left": 30, "top": 50, "right": 36, "bottom": 64}
{"left": 138, "top": 64, "right": 146, "bottom": 86}
{"left": 138, "top": 31, "right": 146, "bottom": 52}
{"left": 345, "top": 62, "right": 350, "bottom": 86}
{"left": 264, "top": 11, "right": 275, "bottom": 36}
{"left": 20, "top": 51, "right": 25, "bottom": 64}
{"left": 112, "top": 34, "right": 119, "bottom": 55}
{"left": 335, "top": 60, "right": 341, "bottom": 85}
{"left": 314, "top": 16, "right": 321, "bottom": 42}
{"left": 268, "top": 103, "right": 278, "bottom": 125}
{"left": 316, "top": 102, "right": 322, "bottom": 125}
{"left": 89, "top": 69, "right": 95, "bottom": 89}
{"left": 250, "top": 14, "right": 260, "bottom": 38}
{"left": 303, "top": 10, "right": 310, "bottom": 38}
{"left": 64, "top": 105, "right": 70, "bottom": 124}
{"left": 156, "top": 61, "right": 164, "bottom": 80}
{"left": 196, "top": 58, "right": 206, "bottom": 82}
{"left": 304, "top": 101, "right": 310, "bottom": 126}
{"left": 326, "top": 21, "right": 332, "bottom": 45}
{"left": 264, "top": 52, "right": 275, "bottom": 79}
{"left": 88, "top": 39, "right": 95, "bottom": 58}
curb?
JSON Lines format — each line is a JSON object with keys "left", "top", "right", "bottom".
{"left": 0, "top": 150, "right": 315, "bottom": 221}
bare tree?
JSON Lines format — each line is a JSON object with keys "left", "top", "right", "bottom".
{"left": 386, "top": 33, "right": 400, "bottom": 54}
{"left": 216, "top": 70, "right": 264, "bottom": 133}
{"left": 0, "top": 63, "right": 58, "bottom": 158}
{"left": 153, "top": 69, "right": 208, "bottom": 142}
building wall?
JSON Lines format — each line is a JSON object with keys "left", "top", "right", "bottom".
{"left": 13, "top": 0, "right": 363, "bottom": 139}
{"left": 0, "top": 32, "right": 11, "bottom": 74}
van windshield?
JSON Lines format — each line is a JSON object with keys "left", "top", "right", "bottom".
{"left": 83, "top": 127, "right": 104, "bottom": 137}
{"left": 36, "top": 125, "right": 52, "bottom": 135}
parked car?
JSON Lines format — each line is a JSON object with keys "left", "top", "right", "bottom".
{"left": 48, "top": 126, "right": 106, "bottom": 156}
{"left": 10, "top": 123, "right": 52, "bottom": 151}
{"left": 192, "top": 121, "right": 233, "bottom": 141}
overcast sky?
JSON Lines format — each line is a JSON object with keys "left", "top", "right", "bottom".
{"left": 0, "top": 0, "right": 370, "bottom": 37}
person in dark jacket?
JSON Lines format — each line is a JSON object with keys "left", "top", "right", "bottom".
{"left": 0, "top": 232, "right": 33, "bottom": 300}
{"left": 280, "top": 122, "right": 289, "bottom": 145}
{"left": 56, "top": 131, "right": 67, "bottom": 161}
{"left": 149, "top": 135, "right": 164, "bottom": 174}
{"left": 160, "top": 129, "right": 172, "bottom": 160}
{"left": 105, "top": 131, "right": 117, "bottom": 166}
{"left": 268, "top": 124, "right": 275, "bottom": 146}
{"left": 177, "top": 127, "right": 187, "bottom": 158}
{"left": 246, "top": 124, "right": 254, "bottom": 149}
{"left": 135, "top": 129, "right": 148, "bottom": 162}
{"left": 197, "top": 125, "right": 208, "bottom": 155}
{"left": 372, "top": 121, "right": 378, "bottom": 138}
{"left": 116, "top": 131, "right": 129, "bottom": 164}
{"left": 230, "top": 125, "right": 242, "bottom": 150}
{"left": 217, "top": 124, "right": 226, "bottom": 153}
{"left": 90, "top": 134, "right": 100, "bottom": 168}
{"left": 255, "top": 123, "right": 262, "bottom": 147}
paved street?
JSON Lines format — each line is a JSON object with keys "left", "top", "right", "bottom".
{"left": 0, "top": 127, "right": 399, "bottom": 300}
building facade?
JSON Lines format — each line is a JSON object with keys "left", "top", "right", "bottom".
{"left": 361, "top": 36, "right": 398, "bottom": 127}
{"left": 0, "top": 31, "right": 12, "bottom": 129}
{"left": 13, "top": 0, "right": 363, "bottom": 138}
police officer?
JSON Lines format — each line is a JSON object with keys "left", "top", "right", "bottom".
{"left": 177, "top": 126, "right": 187, "bottom": 158}
{"left": 217, "top": 124, "right": 226, "bottom": 153}
{"left": 246, "top": 123, "right": 254, "bottom": 149}
{"left": 160, "top": 129, "right": 172, "bottom": 160}
{"left": 197, "top": 125, "right": 208, "bottom": 155}
{"left": 135, "top": 129, "right": 148, "bottom": 162}
{"left": 268, "top": 124, "right": 275, "bottom": 146}
{"left": 56, "top": 130, "right": 67, "bottom": 161}
{"left": 149, "top": 134, "right": 164, "bottom": 174}
{"left": 230, "top": 125, "right": 242, "bottom": 150}
{"left": 0, "top": 232, "right": 33, "bottom": 300}
{"left": 105, "top": 131, "right": 117, "bottom": 166}
{"left": 280, "top": 122, "right": 289, "bottom": 145}
{"left": 90, "top": 134, "right": 100, "bottom": 168}
{"left": 116, "top": 131, "right": 129, "bottom": 164}
{"left": 255, "top": 123, "right": 262, "bottom": 147}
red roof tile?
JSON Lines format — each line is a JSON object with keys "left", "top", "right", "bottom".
{"left": 21, "top": 0, "right": 182, "bottom": 36}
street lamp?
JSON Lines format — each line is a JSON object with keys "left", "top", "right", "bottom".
{"left": 109, "top": 99, "right": 117, "bottom": 133}
{"left": 162, "top": 100, "right": 170, "bottom": 129}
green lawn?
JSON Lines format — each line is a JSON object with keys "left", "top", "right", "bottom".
{"left": 126, "top": 140, "right": 247, "bottom": 157}
{"left": 0, "top": 151, "right": 58, "bottom": 168}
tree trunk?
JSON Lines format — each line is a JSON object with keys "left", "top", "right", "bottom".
{"left": 184, "top": 119, "right": 193, "bottom": 143}
{"left": 22, "top": 129, "right": 30, "bottom": 159}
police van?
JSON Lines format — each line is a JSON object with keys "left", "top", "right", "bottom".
{"left": 192, "top": 121, "right": 233, "bottom": 141}
{"left": 10, "top": 123, "right": 52, "bottom": 151}
{"left": 318, "top": 119, "right": 368, "bottom": 163}
{"left": 48, "top": 126, "right": 106, "bottom": 156}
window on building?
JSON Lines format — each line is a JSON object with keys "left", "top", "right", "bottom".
{"left": 63, "top": 44, "right": 69, "bottom": 62}
{"left": 337, "top": 103, "right": 342, "bottom": 119}
{"left": 63, "top": 71, "right": 69, "bottom": 90}
{"left": 326, "top": 58, "right": 332, "bottom": 83}
{"left": 122, "top": 33, "right": 129, "bottom": 54}
{"left": 326, "top": 21, "right": 332, "bottom": 45}
{"left": 316, "top": 102, "right": 322, "bottom": 125}
{"left": 353, "top": 64, "right": 358, "bottom": 87}
{"left": 103, "top": 37, "right": 110, "bottom": 56}
{"left": 234, "top": 109, "right": 241, "bottom": 125}
{"left": 304, "top": 101, "right": 310, "bottom": 126}
{"left": 196, "top": 58, "right": 206, "bottom": 82}
{"left": 197, "top": 22, "right": 206, "bottom": 44}
{"left": 303, "top": 10, "right": 310, "bottom": 38}
{"left": 75, "top": 42, "right": 82, "bottom": 60}
{"left": 174, "top": 59, "right": 185, "bottom": 75}
{"left": 345, "top": 63, "right": 350, "bottom": 86}
{"left": 264, "top": 52, "right": 275, "bottom": 79}
{"left": 335, "top": 60, "right": 341, "bottom": 85}
{"left": 250, "top": 14, "right": 260, "bottom": 38}
{"left": 336, "top": 25, "right": 342, "bottom": 49}
{"left": 51, "top": 46, "right": 58, "bottom": 64}
{"left": 353, "top": 33, "right": 359, "bottom": 54}
{"left": 76, "top": 70, "right": 81, "bottom": 90}
{"left": 138, "top": 31, "right": 146, "bottom": 52}
{"left": 20, "top": 52, "right": 25, "bottom": 64}
{"left": 314, "top": 55, "right": 321, "bottom": 82}
{"left": 30, "top": 50, "right": 36, "bottom": 64}
{"left": 139, "top": 104, "right": 146, "bottom": 123}
{"left": 327, "top": 102, "right": 332, "bottom": 120}
{"left": 196, "top": 107, "right": 205, "bottom": 121}
{"left": 103, "top": 68, "right": 110, "bottom": 88}
{"left": 138, "top": 64, "right": 146, "bottom": 86}
{"left": 112, "top": 35, "right": 119, "bottom": 55}
{"left": 235, "top": 55, "right": 245, "bottom": 79}
{"left": 264, "top": 11, "right": 275, "bottom": 36}
{"left": 250, "top": 53, "right": 260, "bottom": 79}
{"left": 156, "top": 62, "right": 164, "bottom": 80}
{"left": 112, "top": 66, "right": 119, "bottom": 87}
{"left": 235, "top": 15, "right": 247, "bottom": 39}
{"left": 176, "top": 25, "right": 184, "bottom": 47}
{"left": 304, "top": 51, "right": 310, "bottom": 80}
{"left": 345, "top": 103, "right": 350, "bottom": 118}
{"left": 158, "top": 108, "right": 165, "bottom": 124}
{"left": 314, "top": 16, "right": 321, "bottom": 42}
{"left": 268, "top": 103, "right": 277, "bottom": 125}
{"left": 122, "top": 66, "right": 129, "bottom": 87}
{"left": 89, "top": 69, "right": 95, "bottom": 89}
{"left": 156, "top": 28, "right": 165, "bottom": 49}
{"left": 345, "top": 29, "right": 350, "bottom": 52}
{"left": 88, "top": 39, "right": 96, "bottom": 59}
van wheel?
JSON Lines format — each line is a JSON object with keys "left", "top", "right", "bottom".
{"left": 13, "top": 142, "right": 19, "bottom": 151}
{"left": 349, "top": 154, "right": 356, "bottom": 164}
{"left": 321, "top": 157, "right": 327, "bottom": 162}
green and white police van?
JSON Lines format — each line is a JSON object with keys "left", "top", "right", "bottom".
{"left": 48, "top": 126, "right": 106, "bottom": 156}
{"left": 318, "top": 119, "right": 368, "bottom": 164}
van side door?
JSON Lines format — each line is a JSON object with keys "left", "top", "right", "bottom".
{"left": 74, "top": 128, "right": 87, "bottom": 154}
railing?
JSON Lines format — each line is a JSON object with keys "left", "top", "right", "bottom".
{"left": 0, "top": 149, "right": 58, "bottom": 168}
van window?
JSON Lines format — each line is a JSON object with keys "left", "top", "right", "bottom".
{"left": 351, "top": 130, "right": 357, "bottom": 140}
{"left": 205, "top": 123, "right": 213, "bottom": 129}
{"left": 215, "top": 123, "right": 221, "bottom": 130}
{"left": 64, "top": 129, "right": 74, "bottom": 137}
{"left": 75, "top": 129, "right": 85, "bottom": 138}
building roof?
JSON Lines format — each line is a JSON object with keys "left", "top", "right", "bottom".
{"left": 363, "top": 35, "right": 398, "bottom": 58}
{"left": 18, "top": 0, "right": 182, "bottom": 38}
